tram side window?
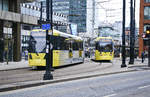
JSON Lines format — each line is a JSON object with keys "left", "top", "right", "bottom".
{"left": 59, "top": 37, "right": 65, "bottom": 50}
{"left": 59, "top": 37, "right": 69, "bottom": 50}
{"left": 50, "top": 35, "right": 57, "bottom": 50}
{"left": 95, "top": 42, "right": 99, "bottom": 50}
{"left": 73, "top": 42, "right": 79, "bottom": 50}
{"left": 66, "top": 42, "right": 69, "bottom": 50}
{"left": 79, "top": 42, "right": 83, "bottom": 50}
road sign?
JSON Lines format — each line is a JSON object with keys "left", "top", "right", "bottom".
{"left": 42, "top": 24, "right": 51, "bottom": 30}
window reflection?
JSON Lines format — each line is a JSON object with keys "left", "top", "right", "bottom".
{"left": 144, "top": 7, "right": 150, "bottom": 20}
{"left": 0, "top": 0, "right": 9, "bottom": 11}
{"left": 96, "top": 41, "right": 113, "bottom": 52}
{"left": 145, "top": 0, "right": 150, "bottom": 3}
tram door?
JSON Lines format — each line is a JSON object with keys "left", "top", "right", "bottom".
{"left": 69, "top": 42, "right": 73, "bottom": 58}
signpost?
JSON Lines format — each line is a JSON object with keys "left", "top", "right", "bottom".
{"left": 42, "top": 24, "right": 51, "bottom": 30}
{"left": 43, "top": 0, "right": 53, "bottom": 80}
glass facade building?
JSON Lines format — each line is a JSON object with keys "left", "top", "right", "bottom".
{"left": 53, "top": 0, "right": 87, "bottom": 33}
{"left": 0, "top": 0, "right": 9, "bottom": 11}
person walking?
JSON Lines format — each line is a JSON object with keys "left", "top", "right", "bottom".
{"left": 25, "top": 49, "right": 28, "bottom": 60}
{"left": 141, "top": 51, "right": 145, "bottom": 63}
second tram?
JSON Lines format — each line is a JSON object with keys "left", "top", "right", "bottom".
{"left": 94, "top": 37, "right": 114, "bottom": 61}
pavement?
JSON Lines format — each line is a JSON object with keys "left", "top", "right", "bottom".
{"left": 0, "top": 60, "right": 29, "bottom": 71}
{"left": 0, "top": 57, "right": 149, "bottom": 92}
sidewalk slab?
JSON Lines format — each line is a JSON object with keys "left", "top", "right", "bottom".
{"left": 128, "top": 59, "right": 148, "bottom": 67}
{"left": 0, "top": 60, "right": 29, "bottom": 71}
{"left": 0, "top": 58, "right": 147, "bottom": 71}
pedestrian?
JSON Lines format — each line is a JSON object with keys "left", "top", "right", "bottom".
{"left": 87, "top": 48, "right": 90, "bottom": 58}
{"left": 141, "top": 51, "right": 145, "bottom": 63}
{"left": 25, "top": 50, "right": 28, "bottom": 60}
{"left": 119, "top": 53, "right": 122, "bottom": 59}
{"left": 85, "top": 50, "right": 88, "bottom": 58}
{"left": 135, "top": 51, "right": 138, "bottom": 59}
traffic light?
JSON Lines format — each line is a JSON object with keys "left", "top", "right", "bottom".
{"left": 146, "top": 27, "right": 150, "bottom": 67}
{"left": 143, "top": 27, "right": 150, "bottom": 46}
{"left": 146, "top": 27, "right": 150, "bottom": 38}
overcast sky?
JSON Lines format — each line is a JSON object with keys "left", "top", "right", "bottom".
{"left": 96, "top": 0, "right": 140, "bottom": 27}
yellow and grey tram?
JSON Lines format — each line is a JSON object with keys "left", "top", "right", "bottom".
{"left": 94, "top": 37, "right": 114, "bottom": 61}
{"left": 28, "top": 29, "right": 84, "bottom": 68}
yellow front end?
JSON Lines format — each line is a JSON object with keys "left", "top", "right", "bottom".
{"left": 28, "top": 50, "right": 60, "bottom": 67}
{"left": 28, "top": 53, "right": 46, "bottom": 67}
{"left": 95, "top": 50, "right": 114, "bottom": 61}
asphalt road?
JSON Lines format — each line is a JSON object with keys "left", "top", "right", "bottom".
{"left": 0, "top": 70, "right": 150, "bottom": 97}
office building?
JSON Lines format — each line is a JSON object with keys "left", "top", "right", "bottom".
{"left": 53, "top": 0, "right": 87, "bottom": 33}
{"left": 0, "top": 0, "right": 37, "bottom": 62}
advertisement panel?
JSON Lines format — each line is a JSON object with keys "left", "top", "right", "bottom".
{"left": 69, "top": 23, "right": 77, "bottom": 36}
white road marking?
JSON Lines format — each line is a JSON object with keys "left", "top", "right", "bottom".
{"left": 138, "top": 85, "right": 150, "bottom": 89}
{"left": 103, "top": 93, "right": 117, "bottom": 97}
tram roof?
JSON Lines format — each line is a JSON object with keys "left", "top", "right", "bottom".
{"left": 31, "top": 29, "right": 82, "bottom": 41}
{"left": 95, "top": 37, "right": 113, "bottom": 41}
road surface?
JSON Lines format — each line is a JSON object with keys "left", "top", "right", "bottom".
{"left": 0, "top": 70, "right": 150, "bottom": 97}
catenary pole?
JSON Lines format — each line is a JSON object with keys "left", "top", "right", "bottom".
{"left": 121, "top": 0, "right": 127, "bottom": 68}
{"left": 43, "top": 0, "right": 53, "bottom": 80}
{"left": 129, "top": 0, "right": 135, "bottom": 64}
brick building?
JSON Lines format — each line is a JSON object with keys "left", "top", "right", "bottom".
{"left": 139, "top": 0, "right": 150, "bottom": 56}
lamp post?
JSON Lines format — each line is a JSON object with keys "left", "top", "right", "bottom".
{"left": 129, "top": 0, "right": 135, "bottom": 64}
{"left": 133, "top": 0, "right": 136, "bottom": 61}
{"left": 49, "top": 0, "right": 54, "bottom": 71}
{"left": 43, "top": 0, "right": 53, "bottom": 80}
{"left": 121, "top": 0, "right": 127, "bottom": 68}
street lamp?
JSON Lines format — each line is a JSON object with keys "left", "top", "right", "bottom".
{"left": 121, "top": 0, "right": 127, "bottom": 68}
{"left": 129, "top": 0, "right": 135, "bottom": 64}
{"left": 43, "top": 0, "right": 53, "bottom": 80}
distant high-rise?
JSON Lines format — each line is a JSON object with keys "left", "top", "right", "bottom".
{"left": 53, "top": 0, "right": 87, "bottom": 33}
{"left": 26, "top": 0, "right": 87, "bottom": 33}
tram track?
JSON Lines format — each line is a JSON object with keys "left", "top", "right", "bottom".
{"left": 53, "top": 62, "right": 114, "bottom": 78}
{"left": 0, "top": 60, "right": 114, "bottom": 86}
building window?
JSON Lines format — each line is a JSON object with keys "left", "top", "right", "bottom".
{"left": 0, "top": 0, "right": 2, "bottom": 10}
{"left": 145, "top": 0, "right": 150, "bottom": 2}
{"left": 0, "top": 0, "right": 8, "bottom": 11}
{"left": 144, "top": 7, "right": 150, "bottom": 20}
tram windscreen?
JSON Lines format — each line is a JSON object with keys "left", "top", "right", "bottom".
{"left": 28, "top": 30, "right": 46, "bottom": 53}
{"left": 96, "top": 39, "right": 113, "bottom": 52}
